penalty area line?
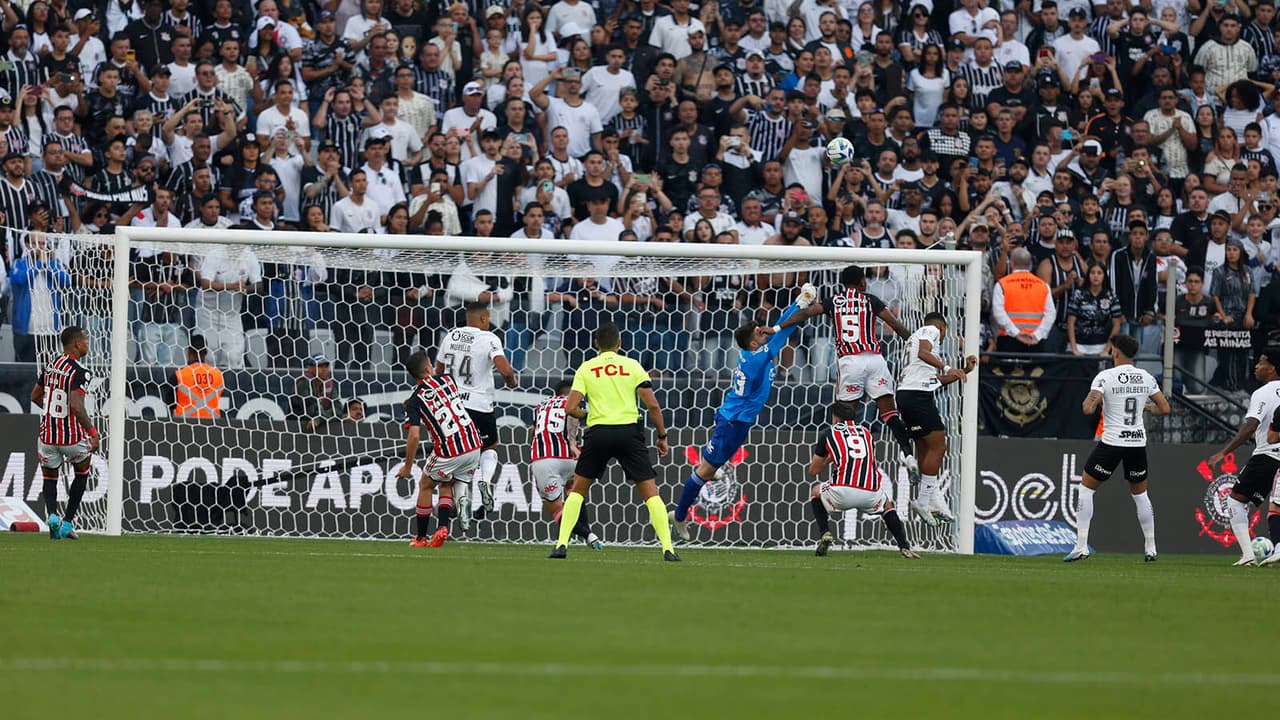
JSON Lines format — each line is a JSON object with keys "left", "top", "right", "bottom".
{"left": 0, "top": 657, "right": 1275, "bottom": 687}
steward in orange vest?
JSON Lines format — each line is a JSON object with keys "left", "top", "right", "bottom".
{"left": 174, "top": 337, "right": 224, "bottom": 419}
{"left": 994, "top": 250, "right": 1054, "bottom": 353}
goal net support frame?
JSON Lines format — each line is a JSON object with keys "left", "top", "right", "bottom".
{"left": 100, "top": 227, "right": 983, "bottom": 553}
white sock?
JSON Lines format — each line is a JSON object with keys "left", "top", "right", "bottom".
{"left": 920, "top": 474, "right": 939, "bottom": 506}
{"left": 1227, "top": 497, "right": 1254, "bottom": 559}
{"left": 1075, "top": 486, "right": 1095, "bottom": 552}
{"left": 479, "top": 449, "right": 499, "bottom": 487}
{"left": 1132, "top": 491, "right": 1156, "bottom": 554}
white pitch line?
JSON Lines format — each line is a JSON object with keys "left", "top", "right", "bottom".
{"left": 0, "top": 657, "right": 1274, "bottom": 687}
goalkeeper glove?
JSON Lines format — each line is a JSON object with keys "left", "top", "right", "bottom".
{"left": 796, "top": 282, "right": 818, "bottom": 309}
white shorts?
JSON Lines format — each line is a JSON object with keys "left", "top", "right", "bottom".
{"left": 531, "top": 457, "right": 577, "bottom": 502}
{"left": 818, "top": 482, "right": 890, "bottom": 514}
{"left": 38, "top": 439, "right": 92, "bottom": 471}
{"left": 836, "top": 353, "right": 895, "bottom": 401}
{"left": 422, "top": 449, "right": 481, "bottom": 485}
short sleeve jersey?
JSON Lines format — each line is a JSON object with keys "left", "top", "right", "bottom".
{"left": 899, "top": 325, "right": 943, "bottom": 392}
{"left": 813, "top": 421, "right": 881, "bottom": 491}
{"left": 1091, "top": 364, "right": 1160, "bottom": 447}
{"left": 1247, "top": 380, "right": 1280, "bottom": 459}
{"left": 435, "top": 326, "right": 505, "bottom": 413}
{"left": 570, "top": 350, "right": 652, "bottom": 427}
{"left": 825, "top": 288, "right": 889, "bottom": 356}
{"left": 402, "top": 375, "right": 483, "bottom": 458}
{"left": 531, "top": 394, "right": 575, "bottom": 461}
{"left": 38, "top": 354, "right": 89, "bottom": 445}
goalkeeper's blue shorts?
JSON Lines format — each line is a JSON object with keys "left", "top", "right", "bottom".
{"left": 702, "top": 416, "right": 751, "bottom": 468}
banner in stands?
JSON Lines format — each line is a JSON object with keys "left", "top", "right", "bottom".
{"left": 979, "top": 357, "right": 1101, "bottom": 439}
{"left": 0, "top": 417, "right": 1251, "bottom": 553}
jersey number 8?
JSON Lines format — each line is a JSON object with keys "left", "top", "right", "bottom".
{"left": 44, "top": 388, "right": 70, "bottom": 419}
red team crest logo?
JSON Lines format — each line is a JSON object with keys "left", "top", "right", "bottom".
{"left": 845, "top": 383, "right": 861, "bottom": 396}
{"left": 1194, "top": 453, "right": 1261, "bottom": 546}
{"left": 684, "top": 446, "right": 749, "bottom": 530}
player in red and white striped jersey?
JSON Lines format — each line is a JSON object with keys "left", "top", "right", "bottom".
{"left": 530, "top": 381, "right": 601, "bottom": 548}
{"left": 32, "top": 327, "right": 99, "bottom": 540}
{"left": 824, "top": 265, "right": 918, "bottom": 474}
{"left": 806, "top": 402, "right": 918, "bottom": 558}
{"left": 395, "top": 351, "right": 483, "bottom": 548}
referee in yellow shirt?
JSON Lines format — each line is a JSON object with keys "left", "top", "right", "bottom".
{"left": 549, "top": 322, "right": 678, "bottom": 561}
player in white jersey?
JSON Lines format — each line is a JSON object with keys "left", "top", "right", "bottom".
{"left": 1209, "top": 346, "right": 1280, "bottom": 566}
{"left": 1066, "top": 335, "right": 1170, "bottom": 563}
{"left": 530, "top": 380, "right": 602, "bottom": 549}
{"left": 895, "top": 312, "right": 977, "bottom": 526}
{"left": 435, "top": 302, "right": 517, "bottom": 528}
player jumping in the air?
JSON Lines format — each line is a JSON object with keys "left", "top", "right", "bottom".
{"left": 435, "top": 302, "right": 517, "bottom": 528}
{"left": 397, "top": 351, "right": 484, "bottom": 548}
{"left": 33, "top": 326, "right": 99, "bottom": 540}
{"left": 1066, "top": 335, "right": 1170, "bottom": 562}
{"left": 1208, "top": 347, "right": 1280, "bottom": 566}
{"left": 530, "top": 380, "right": 602, "bottom": 548}
{"left": 808, "top": 401, "right": 919, "bottom": 558}
{"left": 897, "top": 312, "right": 977, "bottom": 526}
{"left": 825, "top": 265, "right": 918, "bottom": 476}
{"left": 670, "top": 283, "right": 824, "bottom": 541}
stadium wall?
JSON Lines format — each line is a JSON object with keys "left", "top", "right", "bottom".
{"left": 0, "top": 413, "right": 1249, "bottom": 553}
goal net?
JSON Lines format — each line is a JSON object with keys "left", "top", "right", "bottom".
{"left": 39, "top": 227, "right": 980, "bottom": 553}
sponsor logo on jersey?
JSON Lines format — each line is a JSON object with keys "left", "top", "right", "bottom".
{"left": 1195, "top": 454, "right": 1262, "bottom": 548}
{"left": 589, "top": 363, "right": 632, "bottom": 378}
{"left": 1118, "top": 429, "right": 1143, "bottom": 440}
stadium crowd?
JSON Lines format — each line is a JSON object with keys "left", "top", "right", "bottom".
{"left": 5, "top": 0, "right": 1280, "bottom": 395}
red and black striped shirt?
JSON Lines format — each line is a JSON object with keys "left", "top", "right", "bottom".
{"left": 38, "top": 354, "right": 90, "bottom": 446}
{"left": 816, "top": 421, "right": 880, "bottom": 491}
{"left": 531, "top": 395, "right": 574, "bottom": 461}
{"left": 402, "top": 375, "right": 482, "bottom": 458}
{"left": 827, "top": 289, "right": 888, "bottom": 357}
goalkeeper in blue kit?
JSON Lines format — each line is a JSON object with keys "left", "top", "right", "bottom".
{"left": 671, "top": 283, "right": 824, "bottom": 541}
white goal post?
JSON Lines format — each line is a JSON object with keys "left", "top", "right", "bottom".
{"left": 97, "top": 226, "right": 982, "bottom": 553}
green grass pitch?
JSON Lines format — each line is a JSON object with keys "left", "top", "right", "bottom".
{"left": 1, "top": 535, "right": 1273, "bottom": 719}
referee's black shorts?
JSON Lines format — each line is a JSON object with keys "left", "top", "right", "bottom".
{"left": 896, "top": 389, "right": 945, "bottom": 438}
{"left": 1232, "top": 454, "right": 1280, "bottom": 506}
{"left": 574, "top": 424, "right": 656, "bottom": 483}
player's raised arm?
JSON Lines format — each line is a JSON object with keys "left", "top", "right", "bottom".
{"left": 878, "top": 306, "right": 912, "bottom": 340}
{"left": 494, "top": 354, "right": 518, "bottom": 388}
{"left": 764, "top": 283, "right": 821, "bottom": 355}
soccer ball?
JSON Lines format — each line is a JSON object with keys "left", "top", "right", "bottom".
{"left": 1252, "top": 536, "right": 1274, "bottom": 561}
{"left": 826, "top": 137, "right": 855, "bottom": 167}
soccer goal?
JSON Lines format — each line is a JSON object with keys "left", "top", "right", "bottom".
{"left": 53, "top": 227, "right": 982, "bottom": 553}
